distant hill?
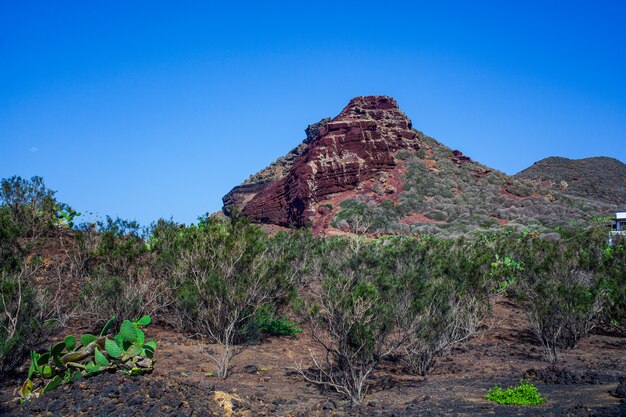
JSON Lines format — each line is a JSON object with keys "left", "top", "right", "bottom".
{"left": 223, "top": 96, "right": 622, "bottom": 235}
{"left": 515, "top": 156, "right": 626, "bottom": 207}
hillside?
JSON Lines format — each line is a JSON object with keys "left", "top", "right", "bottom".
{"left": 515, "top": 156, "right": 626, "bottom": 207}
{"left": 223, "top": 96, "right": 620, "bottom": 235}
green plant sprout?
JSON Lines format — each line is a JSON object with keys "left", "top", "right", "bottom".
{"left": 486, "top": 380, "right": 545, "bottom": 406}
{"left": 489, "top": 254, "right": 523, "bottom": 295}
{"left": 56, "top": 207, "right": 81, "bottom": 228}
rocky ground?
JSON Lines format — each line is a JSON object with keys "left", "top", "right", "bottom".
{"left": 1, "top": 298, "right": 625, "bottom": 416}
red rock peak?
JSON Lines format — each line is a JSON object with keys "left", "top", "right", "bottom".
{"left": 238, "top": 96, "right": 420, "bottom": 227}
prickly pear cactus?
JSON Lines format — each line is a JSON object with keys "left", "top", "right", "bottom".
{"left": 18, "top": 315, "right": 157, "bottom": 401}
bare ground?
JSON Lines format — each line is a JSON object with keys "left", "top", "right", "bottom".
{"left": 1, "top": 297, "right": 625, "bottom": 416}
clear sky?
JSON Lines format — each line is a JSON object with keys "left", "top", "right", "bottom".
{"left": 1, "top": 1, "right": 625, "bottom": 225}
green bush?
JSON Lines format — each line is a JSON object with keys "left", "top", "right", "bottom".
{"left": 172, "top": 217, "right": 296, "bottom": 379}
{"left": 0, "top": 206, "right": 23, "bottom": 272}
{"left": 147, "top": 218, "right": 184, "bottom": 277}
{"left": 376, "top": 235, "right": 491, "bottom": 375}
{"left": 0, "top": 176, "right": 72, "bottom": 238}
{"left": 296, "top": 236, "right": 413, "bottom": 404}
{"left": 513, "top": 234, "right": 607, "bottom": 363}
{"left": 600, "top": 235, "right": 626, "bottom": 335}
{"left": 486, "top": 380, "right": 545, "bottom": 406}
{"left": 255, "top": 305, "right": 302, "bottom": 336}
{"left": 332, "top": 199, "right": 401, "bottom": 233}
{"left": 77, "top": 217, "right": 167, "bottom": 325}
{"left": 0, "top": 184, "right": 50, "bottom": 376}
{"left": 95, "top": 216, "right": 148, "bottom": 278}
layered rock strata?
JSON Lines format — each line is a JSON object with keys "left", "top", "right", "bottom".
{"left": 224, "top": 96, "right": 420, "bottom": 227}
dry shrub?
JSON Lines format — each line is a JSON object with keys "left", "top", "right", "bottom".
{"left": 521, "top": 268, "right": 606, "bottom": 364}
{"left": 172, "top": 217, "right": 295, "bottom": 379}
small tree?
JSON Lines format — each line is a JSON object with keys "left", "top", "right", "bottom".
{"left": 174, "top": 217, "right": 292, "bottom": 378}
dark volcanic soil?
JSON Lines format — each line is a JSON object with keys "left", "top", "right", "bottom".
{"left": 1, "top": 297, "right": 625, "bottom": 416}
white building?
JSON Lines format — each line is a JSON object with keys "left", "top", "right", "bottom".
{"left": 614, "top": 211, "right": 626, "bottom": 231}
{"left": 609, "top": 211, "right": 626, "bottom": 245}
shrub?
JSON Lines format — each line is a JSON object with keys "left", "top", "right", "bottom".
{"left": 255, "top": 305, "right": 302, "bottom": 336}
{"left": 486, "top": 380, "right": 545, "bottom": 406}
{"left": 173, "top": 217, "right": 294, "bottom": 379}
{"left": 517, "top": 241, "right": 606, "bottom": 364}
{"left": 0, "top": 206, "right": 23, "bottom": 272}
{"left": 263, "top": 228, "right": 314, "bottom": 293}
{"left": 295, "top": 237, "right": 410, "bottom": 404}
{"left": 402, "top": 286, "right": 484, "bottom": 376}
{"left": 147, "top": 218, "right": 184, "bottom": 278}
{"left": 0, "top": 192, "right": 47, "bottom": 376}
{"left": 600, "top": 235, "right": 626, "bottom": 335}
{"left": 332, "top": 199, "right": 400, "bottom": 234}
{"left": 381, "top": 235, "right": 490, "bottom": 375}
{"left": 94, "top": 217, "right": 147, "bottom": 278}
{"left": 0, "top": 261, "right": 44, "bottom": 376}
{"left": 0, "top": 176, "right": 71, "bottom": 239}
{"left": 77, "top": 217, "right": 168, "bottom": 325}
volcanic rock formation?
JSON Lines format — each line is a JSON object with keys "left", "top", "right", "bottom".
{"left": 222, "top": 118, "right": 330, "bottom": 217}
{"left": 223, "top": 95, "right": 624, "bottom": 235}
{"left": 224, "top": 96, "right": 420, "bottom": 227}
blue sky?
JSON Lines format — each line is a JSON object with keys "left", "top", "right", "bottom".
{"left": 1, "top": 1, "right": 625, "bottom": 225}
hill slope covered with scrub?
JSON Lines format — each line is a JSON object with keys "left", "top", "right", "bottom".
{"left": 515, "top": 156, "right": 626, "bottom": 207}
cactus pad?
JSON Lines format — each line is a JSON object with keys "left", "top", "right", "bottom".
{"left": 120, "top": 320, "right": 137, "bottom": 343}
{"left": 18, "top": 315, "right": 156, "bottom": 402}
{"left": 80, "top": 334, "right": 97, "bottom": 347}
{"left": 94, "top": 347, "right": 110, "bottom": 367}
{"left": 105, "top": 338, "right": 122, "bottom": 358}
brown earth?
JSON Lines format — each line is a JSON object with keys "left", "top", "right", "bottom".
{"left": 2, "top": 297, "right": 625, "bottom": 416}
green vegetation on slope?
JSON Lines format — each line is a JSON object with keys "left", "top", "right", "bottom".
{"left": 333, "top": 133, "right": 612, "bottom": 236}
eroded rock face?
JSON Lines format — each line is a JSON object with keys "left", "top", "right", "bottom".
{"left": 236, "top": 96, "right": 420, "bottom": 227}
{"left": 222, "top": 180, "right": 273, "bottom": 217}
{"left": 222, "top": 118, "right": 331, "bottom": 216}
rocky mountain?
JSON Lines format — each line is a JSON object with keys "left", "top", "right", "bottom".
{"left": 223, "top": 96, "right": 623, "bottom": 235}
